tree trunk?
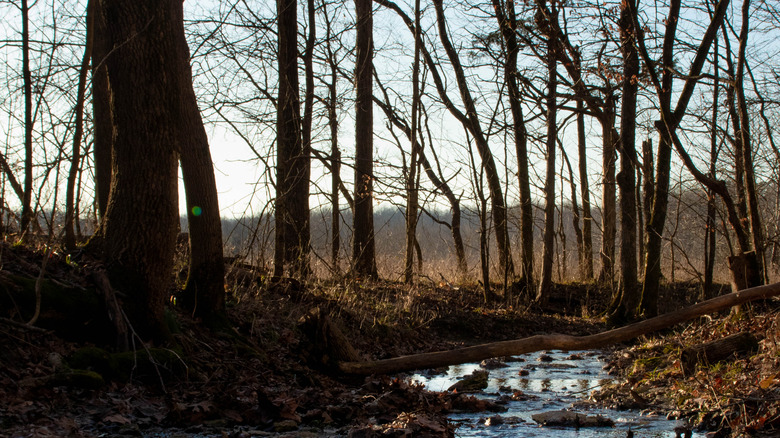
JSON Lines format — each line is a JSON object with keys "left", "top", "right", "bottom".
{"left": 178, "top": 5, "right": 226, "bottom": 323}
{"left": 733, "top": 0, "right": 764, "bottom": 283}
{"left": 493, "top": 0, "right": 533, "bottom": 289}
{"left": 353, "top": 0, "right": 378, "bottom": 278}
{"left": 404, "top": 0, "right": 422, "bottom": 284}
{"left": 577, "top": 99, "right": 593, "bottom": 280}
{"left": 704, "top": 30, "right": 719, "bottom": 299}
{"left": 599, "top": 101, "right": 617, "bottom": 284}
{"left": 20, "top": 0, "right": 34, "bottom": 237}
{"left": 64, "top": 0, "right": 95, "bottom": 249}
{"left": 639, "top": 0, "right": 730, "bottom": 317}
{"left": 96, "top": 0, "right": 184, "bottom": 343}
{"left": 611, "top": 0, "right": 640, "bottom": 324}
{"left": 538, "top": 4, "right": 558, "bottom": 303}
{"left": 324, "top": 6, "right": 341, "bottom": 274}
{"left": 275, "top": 0, "right": 310, "bottom": 279}
{"left": 640, "top": 0, "right": 681, "bottom": 318}
{"left": 91, "top": 2, "right": 112, "bottom": 220}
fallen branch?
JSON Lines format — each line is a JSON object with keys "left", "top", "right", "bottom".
{"left": 339, "top": 281, "right": 780, "bottom": 375}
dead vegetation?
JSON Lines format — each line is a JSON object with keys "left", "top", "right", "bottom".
{"left": 0, "top": 241, "right": 778, "bottom": 437}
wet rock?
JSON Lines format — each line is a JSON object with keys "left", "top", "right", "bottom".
{"left": 538, "top": 354, "right": 554, "bottom": 362}
{"left": 518, "top": 369, "right": 530, "bottom": 376}
{"left": 480, "top": 358, "right": 509, "bottom": 369}
{"left": 568, "top": 353, "right": 583, "bottom": 360}
{"left": 448, "top": 369, "right": 488, "bottom": 393}
{"left": 531, "top": 410, "right": 614, "bottom": 428}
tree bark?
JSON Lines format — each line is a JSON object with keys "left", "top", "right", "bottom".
{"left": 353, "top": 0, "right": 378, "bottom": 278}
{"left": 599, "top": 101, "right": 617, "bottom": 284}
{"left": 611, "top": 0, "right": 640, "bottom": 323}
{"left": 733, "top": 0, "right": 764, "bottom": 283}
{"left": 91, "top": 1, "right": 112, "bottom": 219}
{"left": 275, "top": 0, "right": 311, "bottom": 279}
{"left": 339, "top": 281, "right": 780, "bottom": 375}
{"left": 96, "top": 0, "right": 184, "bottom": 342}
{"left": 178, "top": 2, "right": 226, "bottom": 322}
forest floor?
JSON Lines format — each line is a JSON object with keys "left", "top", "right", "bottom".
{"left": 0, "top": 242, "right": 778, "bottom": 437}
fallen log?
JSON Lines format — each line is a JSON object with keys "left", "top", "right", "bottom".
{"left": 681, "top": 331, "right": 759, "bottom": 375}
{"left": 338, "top": 281, "right": 780, "bottom": 375}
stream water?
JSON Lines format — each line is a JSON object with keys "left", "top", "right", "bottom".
{"left": 412, "top": 350, "right": 705, "bottom": 438}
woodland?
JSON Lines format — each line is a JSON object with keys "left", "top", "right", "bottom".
{"left": 1, "top": 0, "right": 780, "bottom": 436}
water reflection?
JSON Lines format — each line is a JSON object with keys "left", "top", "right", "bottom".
{"left": 411, "top": 350, "right": 703, "bottom": 438}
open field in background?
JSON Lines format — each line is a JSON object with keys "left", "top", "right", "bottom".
{"left": 215, "top": 180, "right": 780, "bottom": 286}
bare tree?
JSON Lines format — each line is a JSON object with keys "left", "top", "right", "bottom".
{"left": 353, "top": 0, "right": 378, "bottom": 278}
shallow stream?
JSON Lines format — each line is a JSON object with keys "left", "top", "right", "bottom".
{"left": 412, "top": 350, "right": 705, "bottom": 438}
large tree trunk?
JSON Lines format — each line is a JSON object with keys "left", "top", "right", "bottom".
{"left": 96, "top": 0, "right": 183, "bottom": 343}
{"left": 353, "top": 0, "right": 378, "bottom": 278}
{"left": 275, "top": 0, "right": 311, "bottom": 279}
{"left": 538, "top": 3, "right": 558, "bottom": 303}
{"left": 339, "top": 281, "right": 780, "bottom": 375}
{"left": 177, "top": 3, "right": 226, "bottom": 322}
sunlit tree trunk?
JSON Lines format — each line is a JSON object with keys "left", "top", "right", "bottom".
{"left": 733, "top": 0, "right": 764, "bottom": 283}
{"left": 599, "top": 99, "right": 617, "bottom": 285}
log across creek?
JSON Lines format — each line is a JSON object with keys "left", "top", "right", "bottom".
{"left": 338, "top": 282, "right": 780, "bottom": 375}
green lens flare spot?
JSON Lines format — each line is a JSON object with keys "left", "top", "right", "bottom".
{"left": 191, "top": 206, "right": 202, "bottom": 216}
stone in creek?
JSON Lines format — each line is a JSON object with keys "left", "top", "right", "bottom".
{"left": 448, "top": 369, "right": 489, "bottom": 393}
{"left": 483, "top": 415, "right": 524, "bottom": 426}
{"left": 531, "top": 410, "right": 615, "bottom": 428}
{"left": 538, "top": 354, "right": 554, "bottom": 362}
{"left": 480, "top": 358, "right": 509, "bottom": 369}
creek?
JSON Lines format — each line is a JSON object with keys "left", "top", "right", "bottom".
{"left": 412, "top": 349, "right": 705, "bottom": 438}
